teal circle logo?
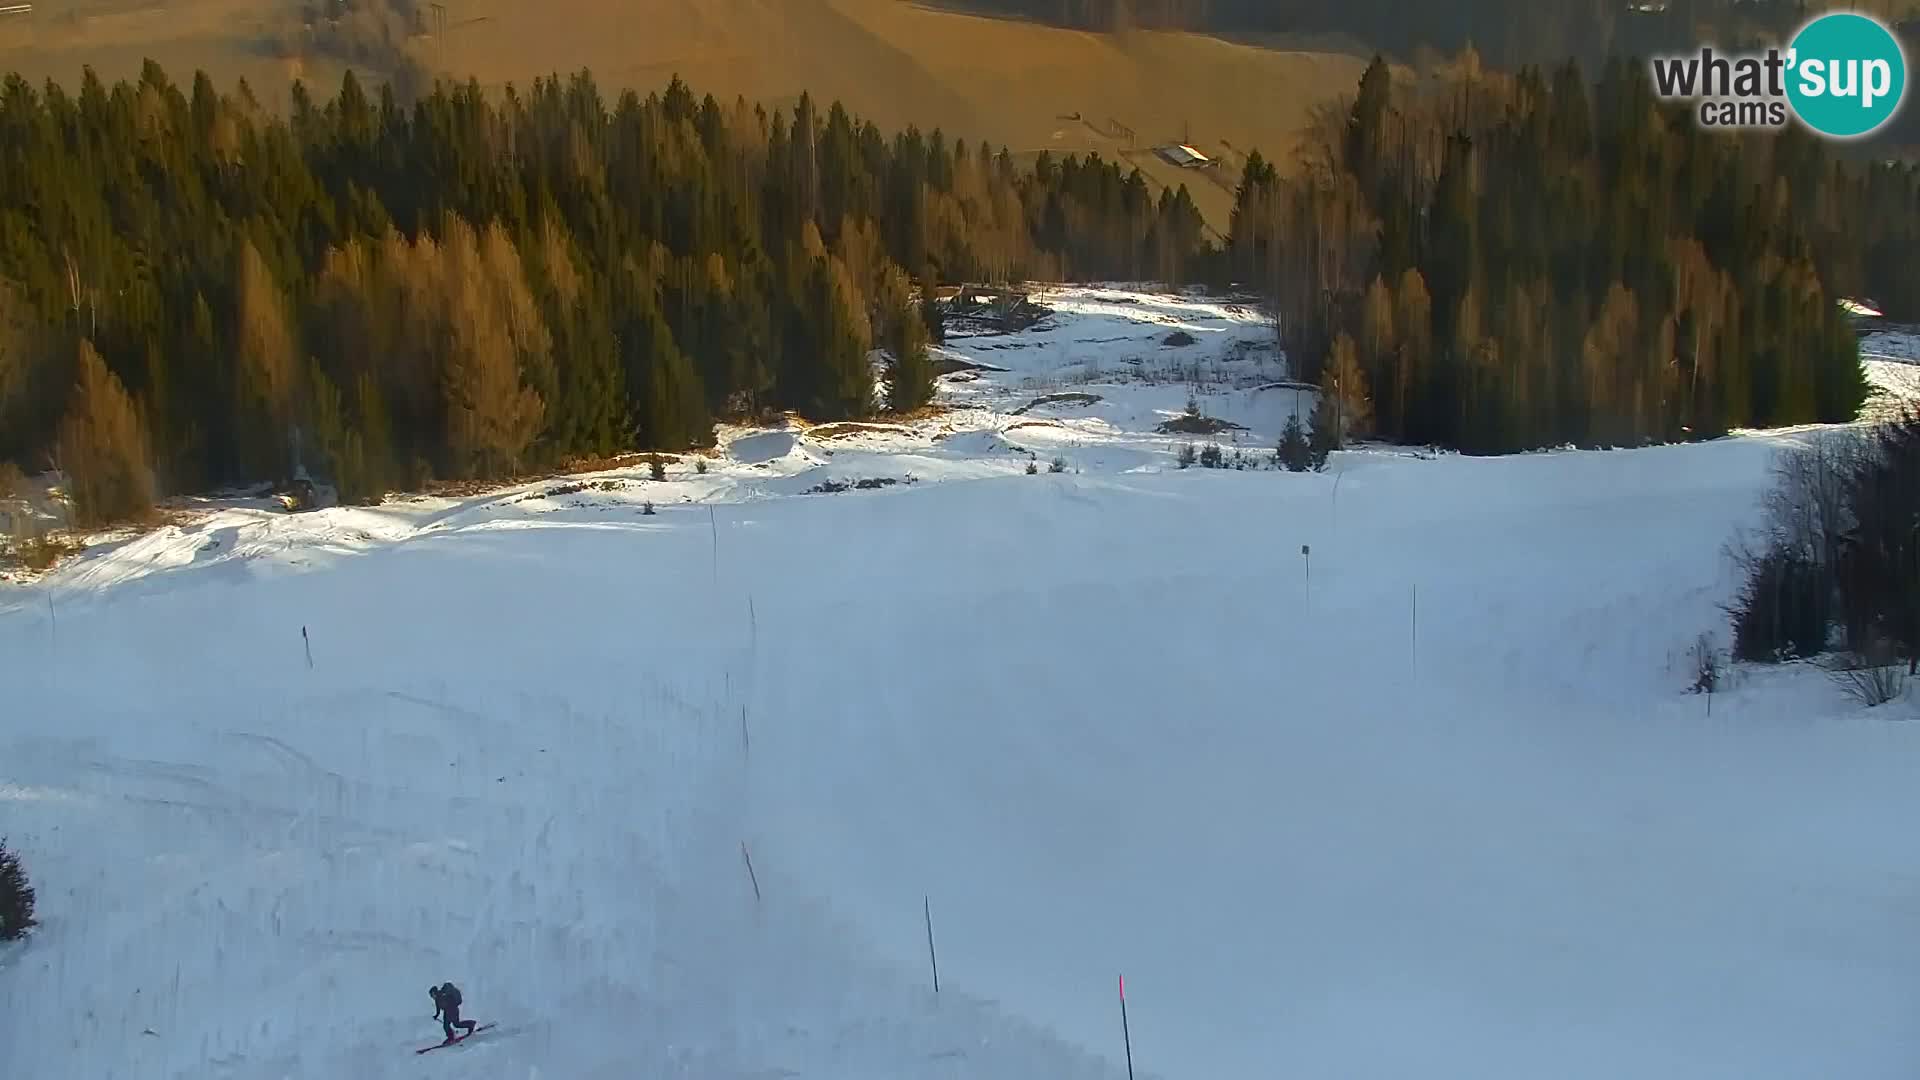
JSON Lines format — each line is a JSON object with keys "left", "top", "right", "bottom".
{"left": 1786, "top": 12, "right": 1907, "bottom": 138}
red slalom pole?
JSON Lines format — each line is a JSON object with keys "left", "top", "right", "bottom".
{"left": 1119, "top": 974, "right": 1135, "bottom": 1080}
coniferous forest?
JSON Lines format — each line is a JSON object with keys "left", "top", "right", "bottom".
{"left": 0, "top": 64, "right": 1208, "bottom": 520}
{"left": 1232, "top": 54, "right": 1900, "bottom": 454}
{"left": 0, "top": 53, "right": 1912, "bottom": 522}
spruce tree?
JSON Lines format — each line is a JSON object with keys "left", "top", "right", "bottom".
{"left": 1307, "top": 391, "right": 1340, "bottom": 469}
{"left": 0, "top": 837, "right": 34, "bottom": 941}
{"left": 1277, "top": 414, "right": 1313, "bottom": 472}
{"left": 1345, "top": 55, "right": 1392, "bottom": 192}
{"left": 883, "top": 272, "right": 935, "bottom": 414}
{"left": 918, "top": 271, "right": 946, "bottom": 345}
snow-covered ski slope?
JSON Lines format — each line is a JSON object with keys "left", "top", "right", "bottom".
{"left": 3, "top": 287, "right": 1919, "bottom": 1080}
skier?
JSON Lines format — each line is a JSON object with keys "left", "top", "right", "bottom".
{"left": 429, "top": 982, "right": 478, "bottom": 1043}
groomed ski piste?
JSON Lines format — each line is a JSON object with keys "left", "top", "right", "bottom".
{"left": 3, "top": 286, "right": 1919, "bottom": 1079}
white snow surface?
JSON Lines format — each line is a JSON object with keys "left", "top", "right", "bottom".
{"left": 1862, "top": 326, "right": 1920, "bottom": 363}
{"left": 4, "top": 286, "right": 1920, "bottom": 1079}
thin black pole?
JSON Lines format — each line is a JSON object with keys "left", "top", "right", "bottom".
{"left": 924, "top": 896, "right": 940, "bottom": 993}
{"left": 740, "top": 841, "right": 761, "bottom": 904}
{"left": 302, "top": 626, "right": 312, "bottom": 669}
{"left": 1119, "top": 975, "right": 1135, "bottom": 1080}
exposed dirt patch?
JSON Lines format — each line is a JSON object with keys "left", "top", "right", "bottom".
{"left": 805, "top": 421, "right": 918, "bottom": 440}
{"left": 934, "top": 354, "right": 1009, "bottom": 375}
{"left": 539, "top": 479, "right": 630, "bottom": 499}
{"left": 1, "top": 534, "right": 86, "bottom": 574}
{"left": 1010, "top": 392, "right": 1103, "bottom": 416}
{"left": 804, "top": 475, "right": 917, "bottom": 494}
{"left": 559, "top": 450, "right": 684, "bottom": 473}
{"left": 1163, "top": 330, "right": 1197, "bottom": 347}
{"left": 1156, "top": 413, "right": 1247, "bottom": 435}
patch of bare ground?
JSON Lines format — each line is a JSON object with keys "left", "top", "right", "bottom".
{"left": 933, "top": 354, "right": 1008, "bottom": 375}
{"left": 804, "top": 475, "right": 917, "bottom": 494}
{"left": 557, "top": 450, "right": 687, "bottom": 474}
{"left": 509, "top": 477, "right": 636, "bottom": 503}
{"left": 390, "top": 449, "right": 690, "bottom": 502}
{"left": 1, "top": 533, "right": 85, "bottom": 575}
{"left": 804, "top": 421, "right": 920, "bottom": 440}
{"left": 1004, "top": 418, "right": 1068, "bottom": 433}
{"left": 1156, "top": 413, "right": 1246, "bottom": 435}
{"left": 1010, "top": 392, "right": 1102, "bottom": 415}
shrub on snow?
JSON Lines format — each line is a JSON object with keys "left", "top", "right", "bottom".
{"left": 0, "top": 838, "right": 36, "bottom": 941}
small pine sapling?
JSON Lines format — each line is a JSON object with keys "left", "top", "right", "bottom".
{"left": 1277, "top": 415, "right": 1312, "bottom": 472}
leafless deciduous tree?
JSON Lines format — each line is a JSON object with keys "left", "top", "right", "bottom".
{"left": 1828, "top": 641, "right": 1909, "bottom": 709}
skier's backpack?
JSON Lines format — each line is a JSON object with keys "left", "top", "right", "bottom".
{"left": 442, "top": 984, "right": 462, "bottom": 1008}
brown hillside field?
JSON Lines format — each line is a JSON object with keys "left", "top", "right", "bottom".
{"left": 0, "top": 0, "right": 1370, "bottom": 230}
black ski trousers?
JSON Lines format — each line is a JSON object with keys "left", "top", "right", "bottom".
{"left": 440, "top": 1004, "right": 477, "bottom": 1041}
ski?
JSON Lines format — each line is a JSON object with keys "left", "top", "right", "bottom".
{"left": 416, "top": 1023, "right": 495, "bottom": 1054}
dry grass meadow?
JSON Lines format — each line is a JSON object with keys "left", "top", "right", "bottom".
{"left": 0, "top": 0, "right": 1373, "bottom": 229}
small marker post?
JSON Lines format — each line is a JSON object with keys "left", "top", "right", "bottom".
{"left": 1118, "top": 974, "right": 1135, "bottom": 1080}
{"left": 740, "top": 841, "right": 761, "bottom": 904}
{"left": 924, "top": 896, "right": 940, "bottom": 993}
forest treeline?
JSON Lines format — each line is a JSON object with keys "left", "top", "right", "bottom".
{"left": 0, "top": 53, "right": 1910, "bottom": 522}
{"left": 1229, "top": 52, "right": 1899, "bottom": 454}
{"left": 0, "top": 64, "right": 1209, "bottom": 522}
